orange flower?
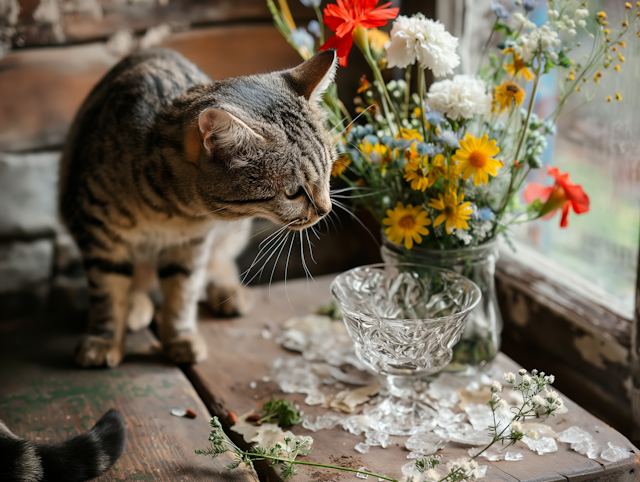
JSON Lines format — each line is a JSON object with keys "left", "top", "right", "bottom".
{"left": 320, "top": 0, "right": 399, "bottom": 67}
{"left": 524, "top": 167, "right": 589, "bottom": 228}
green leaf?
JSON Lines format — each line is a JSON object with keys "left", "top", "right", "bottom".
{"left": 259, "top": 397, "right": 302, "bottom": 427}
{"left": 489, "top": 53, "right": 500, "bottom": 69}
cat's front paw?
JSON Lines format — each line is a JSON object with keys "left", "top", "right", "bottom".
{"left": 75, "top": 336, "right": 125, "bottom": 368}
{"left": 206, "top": 284, "right": 253, "bottom": 317}
{"left": 163, "top": 333, "right": 208, "bottom": 364}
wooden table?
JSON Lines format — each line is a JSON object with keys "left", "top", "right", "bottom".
{"left": 188, "top": 275, "right": 640, "bottom": 482}
{"left": 0, "top": 318, "right": 258, "bottom": 482}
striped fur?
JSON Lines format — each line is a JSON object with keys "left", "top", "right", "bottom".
{"left": 59, "top": 48, "right": 338, "bottom": 367}
{"left": 0, "top": 409, "right": 127, "bottom": 482}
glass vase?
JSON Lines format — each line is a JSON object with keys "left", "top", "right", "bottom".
{"left": 380, "top": 238, "right": 502, "bottom": 373}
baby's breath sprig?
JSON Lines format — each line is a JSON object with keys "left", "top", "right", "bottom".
{"left": 196, "top": 417, "right": 398, "bottom": 481}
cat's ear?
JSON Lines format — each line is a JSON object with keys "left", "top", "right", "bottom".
{"left": 198, "top": 107, "right": 263, "bottom": 153}
{"left": 283, "top": 49, "right": 338, "bottom": 103}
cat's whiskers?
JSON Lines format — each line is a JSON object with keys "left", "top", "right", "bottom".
{"left": 240, "top": 220, "right": 298, "bottom": 285}
{"left": 331, "top": 199, "right": 380, "bottom": 248}
{"left": 330, "top": 104, "right": 374, "bottom": 139}
{"left": 299, "top": 230, "right": 316, "bottom": 298}
{"left": 193, "top": 206, "right": 228, "bottom": 218}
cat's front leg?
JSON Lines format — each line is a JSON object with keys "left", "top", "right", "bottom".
{"left": 77, "top": 250, "right": 133, "bottom": 368}
{"left": 157, "top": 239, "right": 210, "bottom": 364}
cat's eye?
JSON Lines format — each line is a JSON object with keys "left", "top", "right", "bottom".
{"left": 285, "top": 185, "right": 303, "bottom": 199}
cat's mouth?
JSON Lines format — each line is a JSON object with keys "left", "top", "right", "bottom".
{"left": 288, "top": 218, "right": 321, "bottom": 230}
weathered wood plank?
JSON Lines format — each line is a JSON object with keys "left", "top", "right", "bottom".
{"left": 11, "top": 0, "right": 315, "bottom": 48}
{"left": 0, "top": 320, "right": 259, "bottom": 482}
{"left": 187, "top": 275, "right": 639, "bottom": 481}
{"left": 0, "top": 24, "right": 302, "bottom": 152}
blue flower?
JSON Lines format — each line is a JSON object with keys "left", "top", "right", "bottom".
{"left": 437, "top": 130, "right": 461, "bottom": 149}
{"left": 381, "top": 135, "right": 395, "bottom": 147}
{"left": 478, "top": 207, "right": 495, "bottom": 221}
{"left": 394, "top": 138, "right": 412, "bottom": 150}
{"left": 363, "top": 134, "right": 379, "bottom": 146}
{"left": 290, "top": 28, "right": 315, "bottom": 53}
{"left": 521, "top": 0, "right": 538, "bottom": 12}
{"left": 307, "top": 20, "right": 321, "bottom": 38}
{"left": 490, "top": 1, "right": 510, "bottom": 19}
{"left": 299, "top": 0, "right": 321, "bottom": 7}
{"left": 416, "top": 142, "right": 442, "bottom": 156}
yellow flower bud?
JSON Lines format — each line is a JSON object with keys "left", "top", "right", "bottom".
{"left": 568, "top": 75, "right": 575, "bottom": 81}
{"left": 615, "top": 92, "right": 622, "bottom": 101}
{"left": 603, "top": 20, "right": 609, "bottom": 25}
{"left": 619, "top": 53, "right": 626, "bottom": 62}
{"left": 606, "top": 95, "right": 612, "bottom": 102}
{"left": 622, "top": 21, "right": 629, "bottom": 27}
{"left": 575, "top": 86, "right": 580, "bottom": 92}
{"left": 604, "top": 29, "right": 611, "bottom": 34}
{"left": 597, "top": 11, "right": 607, "bottom": 19}
{"left": 605, "top": 36, "right": 611, "bottom": 42}
{"left": 620, "top": 41, "right": 626, "bottom": 48}
{"left": 615, "top": 63, "right": 621, "bottom": 71}
{"left": 626, "top": 2, "right": 632, "bottom": 8}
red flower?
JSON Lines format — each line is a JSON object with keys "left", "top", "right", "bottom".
{"left": 524, "top": 167, "right": 590, "bottom": 228}
{"left": 320, "top": 0, "right": 399, "bottom": 67}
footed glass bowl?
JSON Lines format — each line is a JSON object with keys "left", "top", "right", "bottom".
{"left": 331, "top": 263, "right": 481, "bottom": 435}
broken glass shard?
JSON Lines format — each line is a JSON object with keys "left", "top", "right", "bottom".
{"left": 401, "top": 461, "right": 422, "bottom": 477}
{"left": 477, "top": 465, "right": 488, "bottom": 478}
{"left": 356, "top": 467, "right": 369, "bottom": 479}
{"left": 522, "top": 436, "right": 558, "bottom": 455}
{"left": 354, "top": 442, "right": 370, "bottom": 454}
{"left": 600, "top": 442, "right": 631, "bottom": 462}
{"left": 505, "top": 452, "right": 523, "bottom": 461}
{"left": 405, "top": 433, "right": 445, "bottom": 455}
{"left": 571, "top": 439, "right": 599, "bottom": 459}
{"left": 557, "top": 426, "right": 593, "bottom": 444}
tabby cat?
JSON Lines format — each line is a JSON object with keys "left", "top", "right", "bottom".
{"left": 59, "top": 48, "right": 338, "bottom": 367}
{"left": 0, "top": 409, "right": 127, "bottom": 482}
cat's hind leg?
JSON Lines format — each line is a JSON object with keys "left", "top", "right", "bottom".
{"left": 76, "top": 245, "right": 133, "bottom": 368}
{"left": 157, "top": 238, "right": 210, "bottom": 363}
{"left": 126, "top": 264, "right": 156, "bottom": 332}
{"left": 206, "top": 219, "right": 254, "bottom": 317}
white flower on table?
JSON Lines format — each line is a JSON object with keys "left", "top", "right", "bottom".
{"left": 491, "top": 380, "right": 503, "bottom": 393}
{"left": 385, "top": 13, "right": 460, "bottom": 77}
{"left": 426, "top": 75, "right": 491, "bottom": 120}
{"left": 503, "top": 372, "right": 516, "bottom": 384}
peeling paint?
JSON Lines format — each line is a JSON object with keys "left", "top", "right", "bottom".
{"left": 573, "top": 332, "right": 629, "bottom": 370}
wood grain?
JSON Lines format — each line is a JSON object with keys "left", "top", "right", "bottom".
{"left": 0, "top": 320, "right": 259, "bottom": 482}
{"left": 0, "top": 24, "right": 302, "bottom": 152}
{"left": 187, "top": 275, "right": 640, "bottom": 481}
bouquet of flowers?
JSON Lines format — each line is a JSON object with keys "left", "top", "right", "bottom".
{"left": 268, "top": 0, "right": 639, "bottom": 251}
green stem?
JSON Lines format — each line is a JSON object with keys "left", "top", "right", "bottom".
{"left": 238, "top": 450, "right": 398, "bottom": 482}
{"left": 492, "top": 52, "right": 542, "bottom": 233}
{"left": 313, "top": 5, "right": 325, "bottom": 46}
{"left": 404, "top": 64, "right": 412, "bottom": 120}
{"left": 476, "top": 19, "right": 498, "bottom": 77}
{"left": 417, "top": 67, "right": 428, "bottom": 141}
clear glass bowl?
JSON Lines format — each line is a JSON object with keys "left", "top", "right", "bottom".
{"left": 331, "top": 263, "right": 481, "bottom": 435}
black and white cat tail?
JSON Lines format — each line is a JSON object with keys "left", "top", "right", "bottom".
{"left": 0, "top": 408, "right": 127, "bottom": 482}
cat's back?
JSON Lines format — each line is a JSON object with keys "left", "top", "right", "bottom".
{"left": 59, "top": 48, "right": 210, "bottom": 221}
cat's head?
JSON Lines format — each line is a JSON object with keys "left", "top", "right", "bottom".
{"left": 191, "top": 50, "right": 339, "bottom": 230}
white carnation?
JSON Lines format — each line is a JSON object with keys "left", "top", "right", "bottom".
{"left": 385, "top": 13, "right": 460, "bottom": 77}
{"left": 426, "top": 75, "right": 491, "bottom": 120}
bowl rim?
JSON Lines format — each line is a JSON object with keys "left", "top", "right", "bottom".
{"left": 330, "top": 262, "right": 482, "bottom": 324}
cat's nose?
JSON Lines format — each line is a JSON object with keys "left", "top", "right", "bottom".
{"left": 316, "top": 204, "right": 332, "bottom": 217}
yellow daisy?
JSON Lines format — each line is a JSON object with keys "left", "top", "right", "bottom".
{"left": 452, "top": 133, "right": 502, "bottom": 186}
{"left": 396, "top": 128, "right": 424, "bottom": 143}
{"left": 383, "top": 202, "right": 432, "bottom": 250}
{"left": 493, "top": 81, "right": 526, "bottom": 114}
{"left": 428, "top": 190, "right": 473, "bottom": 234}
{"left": 427, "top": 154, "right": 460, "bottom": 187}
{"left": 360, "top": 141, "right": 391, "bottom": 167}
{"left": 331, "top": 157, "right": 351, "bottom": 178}
{"left": 504, "top": 53, "right": 535, "bottom": 81}
{"left": 404, "top": 157, "right": 430, "bottom": 191}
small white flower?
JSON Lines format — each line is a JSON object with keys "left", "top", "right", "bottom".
{"left": 492, "top": 381, "right": 503, "bottom": 392}
{"left": 567, "top": 28, "right": 577, "bottom": 36}
{"left": 513, "top": 12, "right": 527, "bottom": 23}
{"left": 511, "top": 421, "right": 523, "bottom": 433}
{"left": 548, "top": 375, "right": 555, "bottom": 384}
{"left": 503, "top": 372, "right": 516, "bottom": 384}
{"left": 532, "top": 395, "right": 546, "bottom": 407}
{"left": 518, "top": 369, "right": 527, "bottom": 376}
{"left": 588, "top": 33, "right": 595, "bottom": 39}
{"left": 426, "top": 75, "right": 491, "bottom": 120}
{"left": 522, "top": 374, "right": 532, "bottom": 383}
{"left": 574, "top": 8, "right": 589, "bottom": 18}
{"left": 385, "top": 14, "right": 460, "bottom": 77}
{"left": 497, "top": 399, "right": 508, "bottom": 409}
{"left": 423, "top": 469, "right": 440, "bottom": 481}
{"left": 548, "top": 9, "right": 559, "bottom": 19}
{"left": 565, "top": 18, "right": 576, "bottom": 28}
{"left": 545, "top": 389, "right": 559, "bottom": 401}
{"left": 548, "top": 51, "right": 558, "bottom": 62}
{"left": 577, "top": 19, "right": 586, "bottom": 28}
{"left": 491, "top": 392, "right": 501, "bottom": 402}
